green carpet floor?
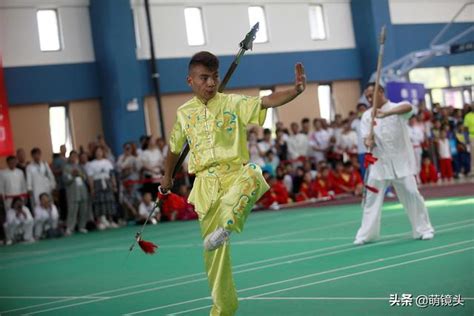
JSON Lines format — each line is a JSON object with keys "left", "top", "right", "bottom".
{"left": 0, "top": 196, "right": 472, "bottom": 315}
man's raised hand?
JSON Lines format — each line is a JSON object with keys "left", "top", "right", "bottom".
{"left": 295, "top": 63, "right": 306, "bottom": 94}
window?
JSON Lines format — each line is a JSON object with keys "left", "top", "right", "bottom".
{"left": 318, "top": 85, "right": 332, "bottom": 122}
{"left": 308, "top": 5, "right": 327, "bottom": 40}
{"left": 184, "top": 7, "right": 205, "bottom": 46}
{"left": 248, "top": 6, "right": 268, "bottom": 43}
{"left": 409, "top": 67, "right": 449, "bottom": 89}
{"left": 49, "top": 105, "right": 73, "bottom": 153}
{"left": 424, "top": 93, "right": 432, "bottom": 110}
{"left": 449, "top": 65, "right": 474, "bottom": 87}
{"left": 260, "top": 89, "right": 276, "bottom": 130}
{"left": 36, "top": 9, "right": 61, "bottom": 51}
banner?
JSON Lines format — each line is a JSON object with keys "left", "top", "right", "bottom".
{"left": 386, "top": 81, "right": 425, "bottom": 106}
{"left": 0, "top": 54, "right": 15, "bottom": 156}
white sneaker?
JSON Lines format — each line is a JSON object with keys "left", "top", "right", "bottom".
{"left": 353, "top": 239, "right": 365, "bottom": 246}
{"left": 421, "top": 232, "right": 434, "bottom": 240}
{"left": 78, "top": 228, "right": 88, "bottom": 234}
{"left": 204, "top": 227, "right": 231, "bottom": 251}
{"left": 109, "top": 221, "right": 119, "bottom": 229}
{"left": 5, "top": 240, "right": 13, "bottom": 246}
{"left": 96, "top": 222, "right": 106, "bottom": 230}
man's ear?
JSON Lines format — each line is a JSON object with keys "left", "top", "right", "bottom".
{"left": 186, "top": 75, "right": 192, "bottom": 87}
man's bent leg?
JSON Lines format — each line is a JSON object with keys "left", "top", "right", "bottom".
{"left": 219, "top": 163, "right": 269, "bottom": 233}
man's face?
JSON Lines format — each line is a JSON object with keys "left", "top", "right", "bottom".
{"left": 187, "top": 64, "right": 219, "bottom": 103}
{"left": 32, "top": 152, "right": 41, "bottom": 162}
{"left": 364, "top": 86, "right": 384, "bottom": 106}
{"left": 7, "top": 158, "right": 17, "bottom": 169}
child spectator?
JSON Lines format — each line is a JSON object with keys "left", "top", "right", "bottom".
{"left": 3, "top": 197, "right": 35, "bottom": 245}
{"left": 312, "top": 166, "right": 332, "bottom": 198}
{"left": 437, "top": 129, "right": 453, "bottom": 181}
{"left": 419, "top": 157, "right": 438, "bottom": 184}
{"left": 295, "top": 171, "right": 314, "bottom": 202}
{"left": 33, "top": 193, "right": 60, "bottom": 239}
{"left": 138, "top": 192, "right": 160, "bottom": 224}
{"left": 343, "top": 162, "right": 364, "bottom": 196}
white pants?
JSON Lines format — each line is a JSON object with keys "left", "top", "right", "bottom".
{"left": 413, "top": 147, "right": 422, "bottom": 175}
{"left": 3, "top": 219, "right": 34, "bottom": 242}
{"left": 355, "top": 175, "right": 434, "bottom": 243}
{"left": 34, "top": 210, "right": 59, "bottom": 239}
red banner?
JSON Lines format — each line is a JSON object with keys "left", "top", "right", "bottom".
{"left": 0, "top": 54, "right": 14, "bottom": 156}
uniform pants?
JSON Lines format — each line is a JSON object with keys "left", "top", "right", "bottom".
{"left": 3, "top": 219, "right": 34, "bottom": 241}
{"left": 190, "top": 163, "right": 269, "bottom": 316}
{"left": 355, "top": 175, "right": 434, "bottom": 243}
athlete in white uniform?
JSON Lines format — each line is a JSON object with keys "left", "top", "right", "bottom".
{"left": 354, "top": 83, "right": 434, "bottom": 245}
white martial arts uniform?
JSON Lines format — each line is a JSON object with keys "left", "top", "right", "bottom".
{"left": 354, "top": 101, "right": 434, "bottom": 243}
{"left": 287, "top": 133, "right": 310, "bottom": 160}
{"left": 0, "top": 168, "right": 28, "bottom": 209}
{"left": 33, "top": 203, "right": 60, "bottom": 239}
{"left": 26, "top": 162, "right": 56, "bottom": 205}
{"left": 3, "top": 206, "right": 34, "bottom": 242}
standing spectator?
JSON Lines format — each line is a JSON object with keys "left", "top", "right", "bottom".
{"left": 16, "top": 148, "right": 29, "bottom": 177}
{"left": 63, "top": 151, "right": 90, "bottom": 235}
{"left": 140, "top": 137, "right": 164, "bottom": 196}
{"left": 463, "top": 105, "right": 474, "bottom": 175}
{"left": 258, "top": 128, "right": 275, "bottom": 154}
{"left": 87, "top": 146, "right": 118, "bottom": 229}
{"left": 51, "top": 144, "right": 68, "bottom": 220}
{"left": 33, "top": 193, "right": 60, "bottom": 239}
{"left": 156, "top": 137, "right": 169, "bottom": 161}
{"left": 301, "top": 117, "right": 311, "bottom": 135}
{"left": 287, "top": 122, "right": 309, "bottom": 161}
{"left": 455, "top": 123, "right": 471, "bottom": 176}
{"left": 26, "top": 148, "right": 56, "bottom": 208}
{"left": 408, "top": 116, "right": 425, "bottom": 175}
{"left": 338, "top": 121, "right": 358, "bottom": 162}
{"left": 351, "top": 103, "right": 369, "bottom": 177}
{"left": 275, "top": 129, "right": 289, "bottom": 161}
{"left": 0, "top": 156, "right": 28, "bottom": 209}
{"left": 309, "top": 119, "right": 330, "bottom": 164}
{"left": 3, "top": 197, "right": 34, "bottom": 245}
{"left": 248, "top": 130, "right": 265, "bottom": 166}
{"left": 438, "top": 129, "right": 453, "bottom": 181}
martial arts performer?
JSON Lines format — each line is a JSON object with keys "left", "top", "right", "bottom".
{"left": 354, "top": 83, "right": 434, "bottom": 245}
{"left": 161, "top": 51, "right": 306, "bottom": 316}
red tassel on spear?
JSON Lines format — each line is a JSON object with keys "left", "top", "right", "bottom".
{"left": 129, "top": 186, "right": 170, "bottom": 255}
{"left": 364, "top": 152, "right": 378, "bottom": 168}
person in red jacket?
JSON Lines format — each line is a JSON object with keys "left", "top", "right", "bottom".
{"left": 343, "top": 161, "right": 364, "bottom": 196}
{"left": 312, "top": 166, "right": 332, "bottom": 198}
{"left": 419, "top": 157, "right": 438, "bottom": 184}
{"left": 329, "top": 162, "right": 352, "bottom": 195}
{"left": 295, "top": 171, "right": 314, "bottom": 202}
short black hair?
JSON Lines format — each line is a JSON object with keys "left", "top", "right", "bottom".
{"left": 365, "top": 82, "right": 385, "bottom": 92}
{"left": 301, "top": 118, "right": 310, "bottom": 124}
{"left": 263, "top": 128, "right": 272, "bottom": 135}
{"left": 356, "top": 103, "right": 368, "bottom": 110}
{"left": 31, "top": 147, "right": 41, "bottom": 155}
{"left": 6, "top": 155, "right": 16, "bottom": 163}
{"left": 188, "top": 51, "right": 219, "bottom": 72}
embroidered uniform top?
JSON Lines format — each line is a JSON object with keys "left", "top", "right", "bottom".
{"left": 169, "top": 93, "right": 267, "bottom": 174}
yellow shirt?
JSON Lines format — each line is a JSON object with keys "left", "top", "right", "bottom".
{"left": 169, "top": 93, "right": 267, "bottom": 174}
{"left": 464, "top": 112, "right": 474, "bottom": 138}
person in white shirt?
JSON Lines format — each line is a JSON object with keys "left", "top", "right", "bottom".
{"left": 248, "top": 130, "right": 265, "bottom": 167}
{"left": 0, "top": 156, "right": 28, "bottom": 209}
{"left": 138, "top": 192, "right": 160, "bottom": 224}
{"left": 354, "top": 83, "right": 434, "bottom": 245}
{"left": 258, "top": 128, "right": 276, "bottom": 155}
{"left": 408, "top": 116, "right": 425, "bottom": 175}
{"left": 87, "top": 146, "right": 118, "bottom": 229}
{"left": 287, "top": 122, "right": 309, "bottom": 161}
{"left": 309, "top": 119, "right": 331, "bottom": 164}
{"left": 26, "top": 148, "right": 56, "bottom": 208}
{"left": 338, "top": 121, "right": 358, "bottom": 162}
{"left": 33, "top": 193, "right": 60, "bottom": 239}
{"left": 140, "top": 138, "right": 164, "bottom": 197}
{"left": 3, "top": 197, "right": 35, "bottom": 245}
{"left": 351, "top": 103, "right": 369, "bottom": 177}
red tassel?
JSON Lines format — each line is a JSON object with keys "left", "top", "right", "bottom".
{"left": 138, "top": 239, "right": 158, "bottom": 254}
{"left": 364, "top": 153, "right": 378, "bottom": 168}
{"left": 365, "top": 185, "right": 379, "bottom": 193}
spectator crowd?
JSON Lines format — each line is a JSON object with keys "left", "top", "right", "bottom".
{"left": 1, "top": 100, "right": 473, "bottom": 246}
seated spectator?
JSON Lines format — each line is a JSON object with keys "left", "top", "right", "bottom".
{"left": 160, "top": 185, "right": 197, "bottom": 221}
{"left": 3, "top": 197, "right": 35, "bottom": 245}
{"left": 295, "top": 171, "right": 314, "bottom": 202}
{"left": 276, "top": 165, "right": 293, "bottom": 194}
{"left": 138, "top": 192, "right": 160, "bottom": 224}
{"left": 33, "top": 193, "right": 60, "bottom": 239}
{"left": 259, "top": 172, "right": 291, "bottom": 209}
{"left": 312, "top": 166, "right": 333, "bottom": 198}
{"left": 330, "top": 162, "right": 353, "bottom": 195}
{"left": 262, "top": 150, "right": 279, "bottom": 177}
{"left": 419, "top": 157, "right": 438, "bottom": 184}
{"left": 120, "top": 184, "right": 141, "bottom": 222}
{"left": 343, "top": 162, "right": 364, "bottom": 196}
{"left": 0, "top": 155, "right": 28, "bottom": 209}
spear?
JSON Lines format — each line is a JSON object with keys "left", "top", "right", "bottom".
{"left": 129, "top": 23, "right": 260, "bottom": 254}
